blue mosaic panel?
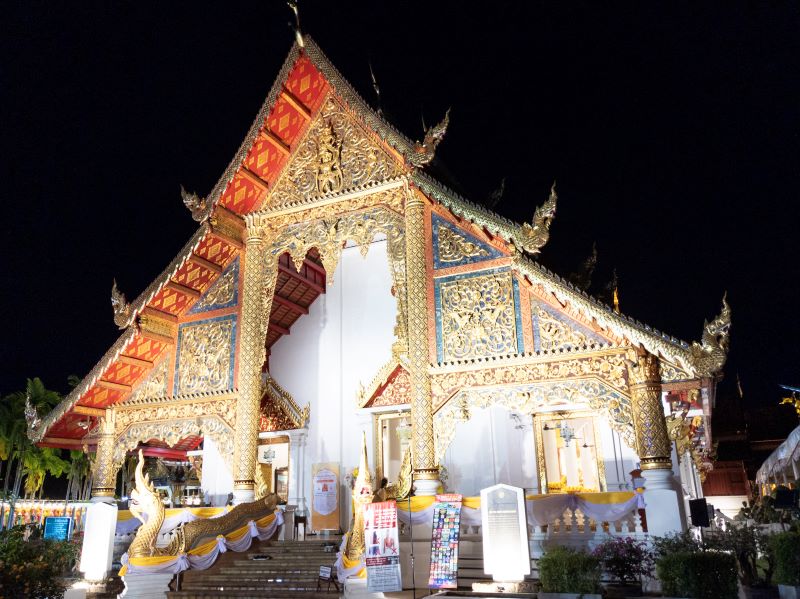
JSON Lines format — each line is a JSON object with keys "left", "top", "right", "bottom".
{"left": 187, "top": 257, "right": 240, "bottom": 315}
{"left": 432, "top": 214, "right": 504, "bottom": 269}
{"left": 434, "top": 267, "right": 524, "bottom": 363}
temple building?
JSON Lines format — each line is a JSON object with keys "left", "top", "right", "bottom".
{"left": 28, "top": 37, "right": 729, "bottom": 540}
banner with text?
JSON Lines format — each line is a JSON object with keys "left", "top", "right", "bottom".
{"left": 364, "top": 500, "right": 402, "bottom": 593}
{"left": 428, "top": 493, "right": 463, "bottom": 589}
{"left": 311, "top": 462, "right": 340, "bottom": 531}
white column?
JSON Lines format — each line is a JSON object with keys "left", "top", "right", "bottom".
{"left": 286, "top": 428, "right": 308, "bottom": 514}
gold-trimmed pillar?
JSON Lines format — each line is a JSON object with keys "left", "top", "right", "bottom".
{"left": 90, "top": 408, "right": 117, "bottom": 503}
{"left": 627, "top": 352, "right": 671, "bottom": 471}
{"left": 627, "top": 351, "right": 685, "bottom": 534}
{"left": 233, "top": 223, "right": 276, "bottom": 503}
{"left": 404, "top": 188, "right": 439, "bottom": 494}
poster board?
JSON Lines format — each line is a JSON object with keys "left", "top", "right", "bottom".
{"left": 311, "top": 462, "right": 339, "bottom": 531}
{"left": 364, "top": 500, "right": 402, "bottom": 593}
{"left": 428, "top": 493, "right": 463, "bottom": 589}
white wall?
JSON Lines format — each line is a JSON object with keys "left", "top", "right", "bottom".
{"left": 443, "top": 405, "right": 537, "bottom": 496}
{"left": 269, "top": 239, "right": 396, "bottom": 530}
{"left": 201, "top": 436, "right": 233, "bottom": 506}
{"left": 599, "top": 425, "right": 640, "bottom": 491}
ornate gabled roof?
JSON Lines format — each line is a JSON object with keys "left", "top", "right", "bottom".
{"left": 33, "top": 34, "right": 727, "bottom": 446}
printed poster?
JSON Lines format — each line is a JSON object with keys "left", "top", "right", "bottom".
{"left": 428, "top": 493, "right": 463, "bottom": 589}
{"left": 311, "top": 462, "right": 339, "bottom": 531}
{"left": 364, "top": 500, "right": 402, "bottom": 593}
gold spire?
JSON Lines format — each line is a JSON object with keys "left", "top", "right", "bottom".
{"left": 354, "top": 431, "right": 373, "bottom": 495}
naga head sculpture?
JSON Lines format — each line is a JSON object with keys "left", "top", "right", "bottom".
{"left": 129, "top": 449, "right": 160, "bottom": 526}
{"left": 703, "top": 292, "right": 731, "bottom": 352}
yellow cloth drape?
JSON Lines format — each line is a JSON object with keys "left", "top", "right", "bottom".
{"left": 120, "top": 510, "right": 280, "bottom": 574}
{"left": 394, "top": 491, "right": 637, "bottom": 511}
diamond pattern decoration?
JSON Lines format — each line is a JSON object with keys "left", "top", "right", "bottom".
{"left": 79, "top": 386, "right": 122, "bottom": 409}
{"left": 219, "top": 172, "right": 266, "bottom": 214}
{"left": 244, "top": 135, "right": 287, "bottom": 183}
{"left": 124, "top": 336, "right": 168, "bottom": 363}
{"left": 149, "top": 286, "right": 192, "bottom": 315}
{"left": 194, "top": 235, "right": 237, "bottom": 267}
{"left": 172, "top": 261, "right": 215, "bottom": 293}
{"left": 103, "top": 361, "right": 146, "bottom": 386}
{"left": 266, "top": 96, "right": 305, "bottom": 146}
{"left": 284, "top": 55, "right": 327, "bottom": 113}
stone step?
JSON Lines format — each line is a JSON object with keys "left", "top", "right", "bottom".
{"left": 168, "top": 592, "right": 335, "bottom": 599}
{"left": 186, "top": 574, "right": 319, "bottom": 583}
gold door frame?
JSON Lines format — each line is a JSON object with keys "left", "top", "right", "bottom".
{"left": 533, "top": 409, "right": 606, "bottom": 493}
{"left": 374, "top": 410, "right": 411, "bottom": 484}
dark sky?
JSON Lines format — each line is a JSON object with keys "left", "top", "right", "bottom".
{"left": 1, "top": 2, "right": 798, "bottom": 408}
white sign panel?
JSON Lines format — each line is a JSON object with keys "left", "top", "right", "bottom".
{"left": 480, "top": 484, "right": 530, "bottom": 582}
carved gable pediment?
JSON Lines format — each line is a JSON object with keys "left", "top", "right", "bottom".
{"left": 266, "top": 95, "right": 403, "bottom": 208}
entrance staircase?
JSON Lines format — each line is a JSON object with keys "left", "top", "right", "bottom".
{"left": 167, "top": 539, "right": 341, "bottom": 599}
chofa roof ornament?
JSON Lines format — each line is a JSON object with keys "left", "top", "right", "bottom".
{"left": 180, "top": 185, "right": 211, "bottom": 223}
{"left": 407, "top": 108, "right": 450, "bottom": 168}
{"left": 688, "top": 292, "right": 731, "bottom": 378}
{"left": 516, "top": 182, "right": 557, "bottom": 256}
{"left": 111, "top": 279, "right": 133, "bottom": 329}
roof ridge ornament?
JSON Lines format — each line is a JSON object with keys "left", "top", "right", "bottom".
{"left": 287, "top": 1, "right": 304, "bottom": 48}
{"left": 516, "top": 181, "right": 557, "bottom": 256}
{"left": 408, "top": 108, "right": 450, "bottom": 168}
{"left": 688, "top": 292, "right": 731, "bottom": 378}
{"left": 180, "top": 185, "right": 211, "bottom": 222}
{"left": 111, "top": 279, "right": 133, "bottom": 329}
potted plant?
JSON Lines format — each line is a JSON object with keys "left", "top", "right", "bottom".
{"left": 769, "top": 531, "right": 800, "bottom": 599}
{"left": 592, "top": 536, "right": 654, "bottom": 598}
{"left": 653, "top": 531, "right": 737, "bottom": 599}
{"left": 538, "top": 545, "right": 602, "bottom": 599}
{"left": 706, "top": 523, "right": 777, "bottom": 599}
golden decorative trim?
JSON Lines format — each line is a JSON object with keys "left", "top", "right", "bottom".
{"left": 627, "top": 353, "right": 672, "bottom": 471}
{"left": 404, "top": 187, "right": 436, "bottom": 475}
{"left": 262, "top": 374, "right": 310, "bottom": 429}
{"left": 533, "top": 410, "right": 606, "bottom": 494}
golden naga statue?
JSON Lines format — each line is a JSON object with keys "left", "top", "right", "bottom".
{"left": 111, "top": 280, "right": 132, "bottom": 329}
{"left": 180, "top": 184, "right": 210, "bottom": 222}
{"left": 380, "top": 447, "right": 412, "bottom": 502}
{"left": 127, "top": 450, "right": 280, "bottom": 558}
{"left": 688, "top": 293, "right": 731, "bottom": 378}
{"left": 408, "top": 108, "right": 450, "bottom": 167}
{"left": 517, "top": 182, "right": 557, "bottom": 256}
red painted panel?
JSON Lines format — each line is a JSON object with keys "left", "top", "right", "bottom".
{"left": 266, "top": 96, "right": 305, "bottom": 146}
{"left": 125, "top": 336, "right": 168, "bottom": 363}
{"left": 284, "top": 55, "right": 327, "bottom": 113}
{"left": 79, "top": 386, "right": 123, "bottom": 408}
{"left": 172, "top": 261, "right": 215, "bottom": 293}
{"left": 219, "top": 172, "right": 265, "bottom": 215}
{"left": 149, "top": 286, "right": 191, "bottom": 315}
{"left": 195, "top": 236, "right": 237, "bottom": 267}
{"left": 103, "top": 361, "right": 146, "bottom": 386}
{"left": 244, "top": 135, "right": 287, "bottom": 183}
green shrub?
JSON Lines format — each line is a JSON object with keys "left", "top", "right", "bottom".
{"left": 652, "top": 530, "right": 703, "bottom": 557}
{"left": 538, "top": 545, "right": 601, "bottom": 594}
{"left": 656, "top": 551, "right": 738, "bottom": 599}
{"left": 770, "top": 531, "right": 800, "bottom": 586}
{"left": 0, "top": 525, "right": 79, "bottom": 598}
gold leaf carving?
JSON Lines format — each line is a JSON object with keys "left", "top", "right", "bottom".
{"left": 437, "top": 225, "right": 490, "bottom": 263}
{"left": 439, "top": 271, "right": 518, "bottom": 362}
{"left": 127, "top": 358, "right": 170, "bottom": 404}
{"left": 176, "top": 319, "right": 234, "bottom": 395}
{"left": 535, "top": 303, "right": 592, "bottom": 351}
{"left": 268, "top": 96, "right": 402, "bottom": 208}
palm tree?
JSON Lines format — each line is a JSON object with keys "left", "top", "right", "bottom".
{"left": 1, "top": 378, "right": 68, "bottom": 527}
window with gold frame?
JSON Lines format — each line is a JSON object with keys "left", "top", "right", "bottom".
{"left": 533, "top": 410, "right": 606, "bottom": 493}
{"left": 373, "top": 411, "right": 411, "bottom": 485}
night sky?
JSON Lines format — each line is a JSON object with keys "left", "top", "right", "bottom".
{"left": 2, "top": 3, "right": 798, "bottom": 410}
